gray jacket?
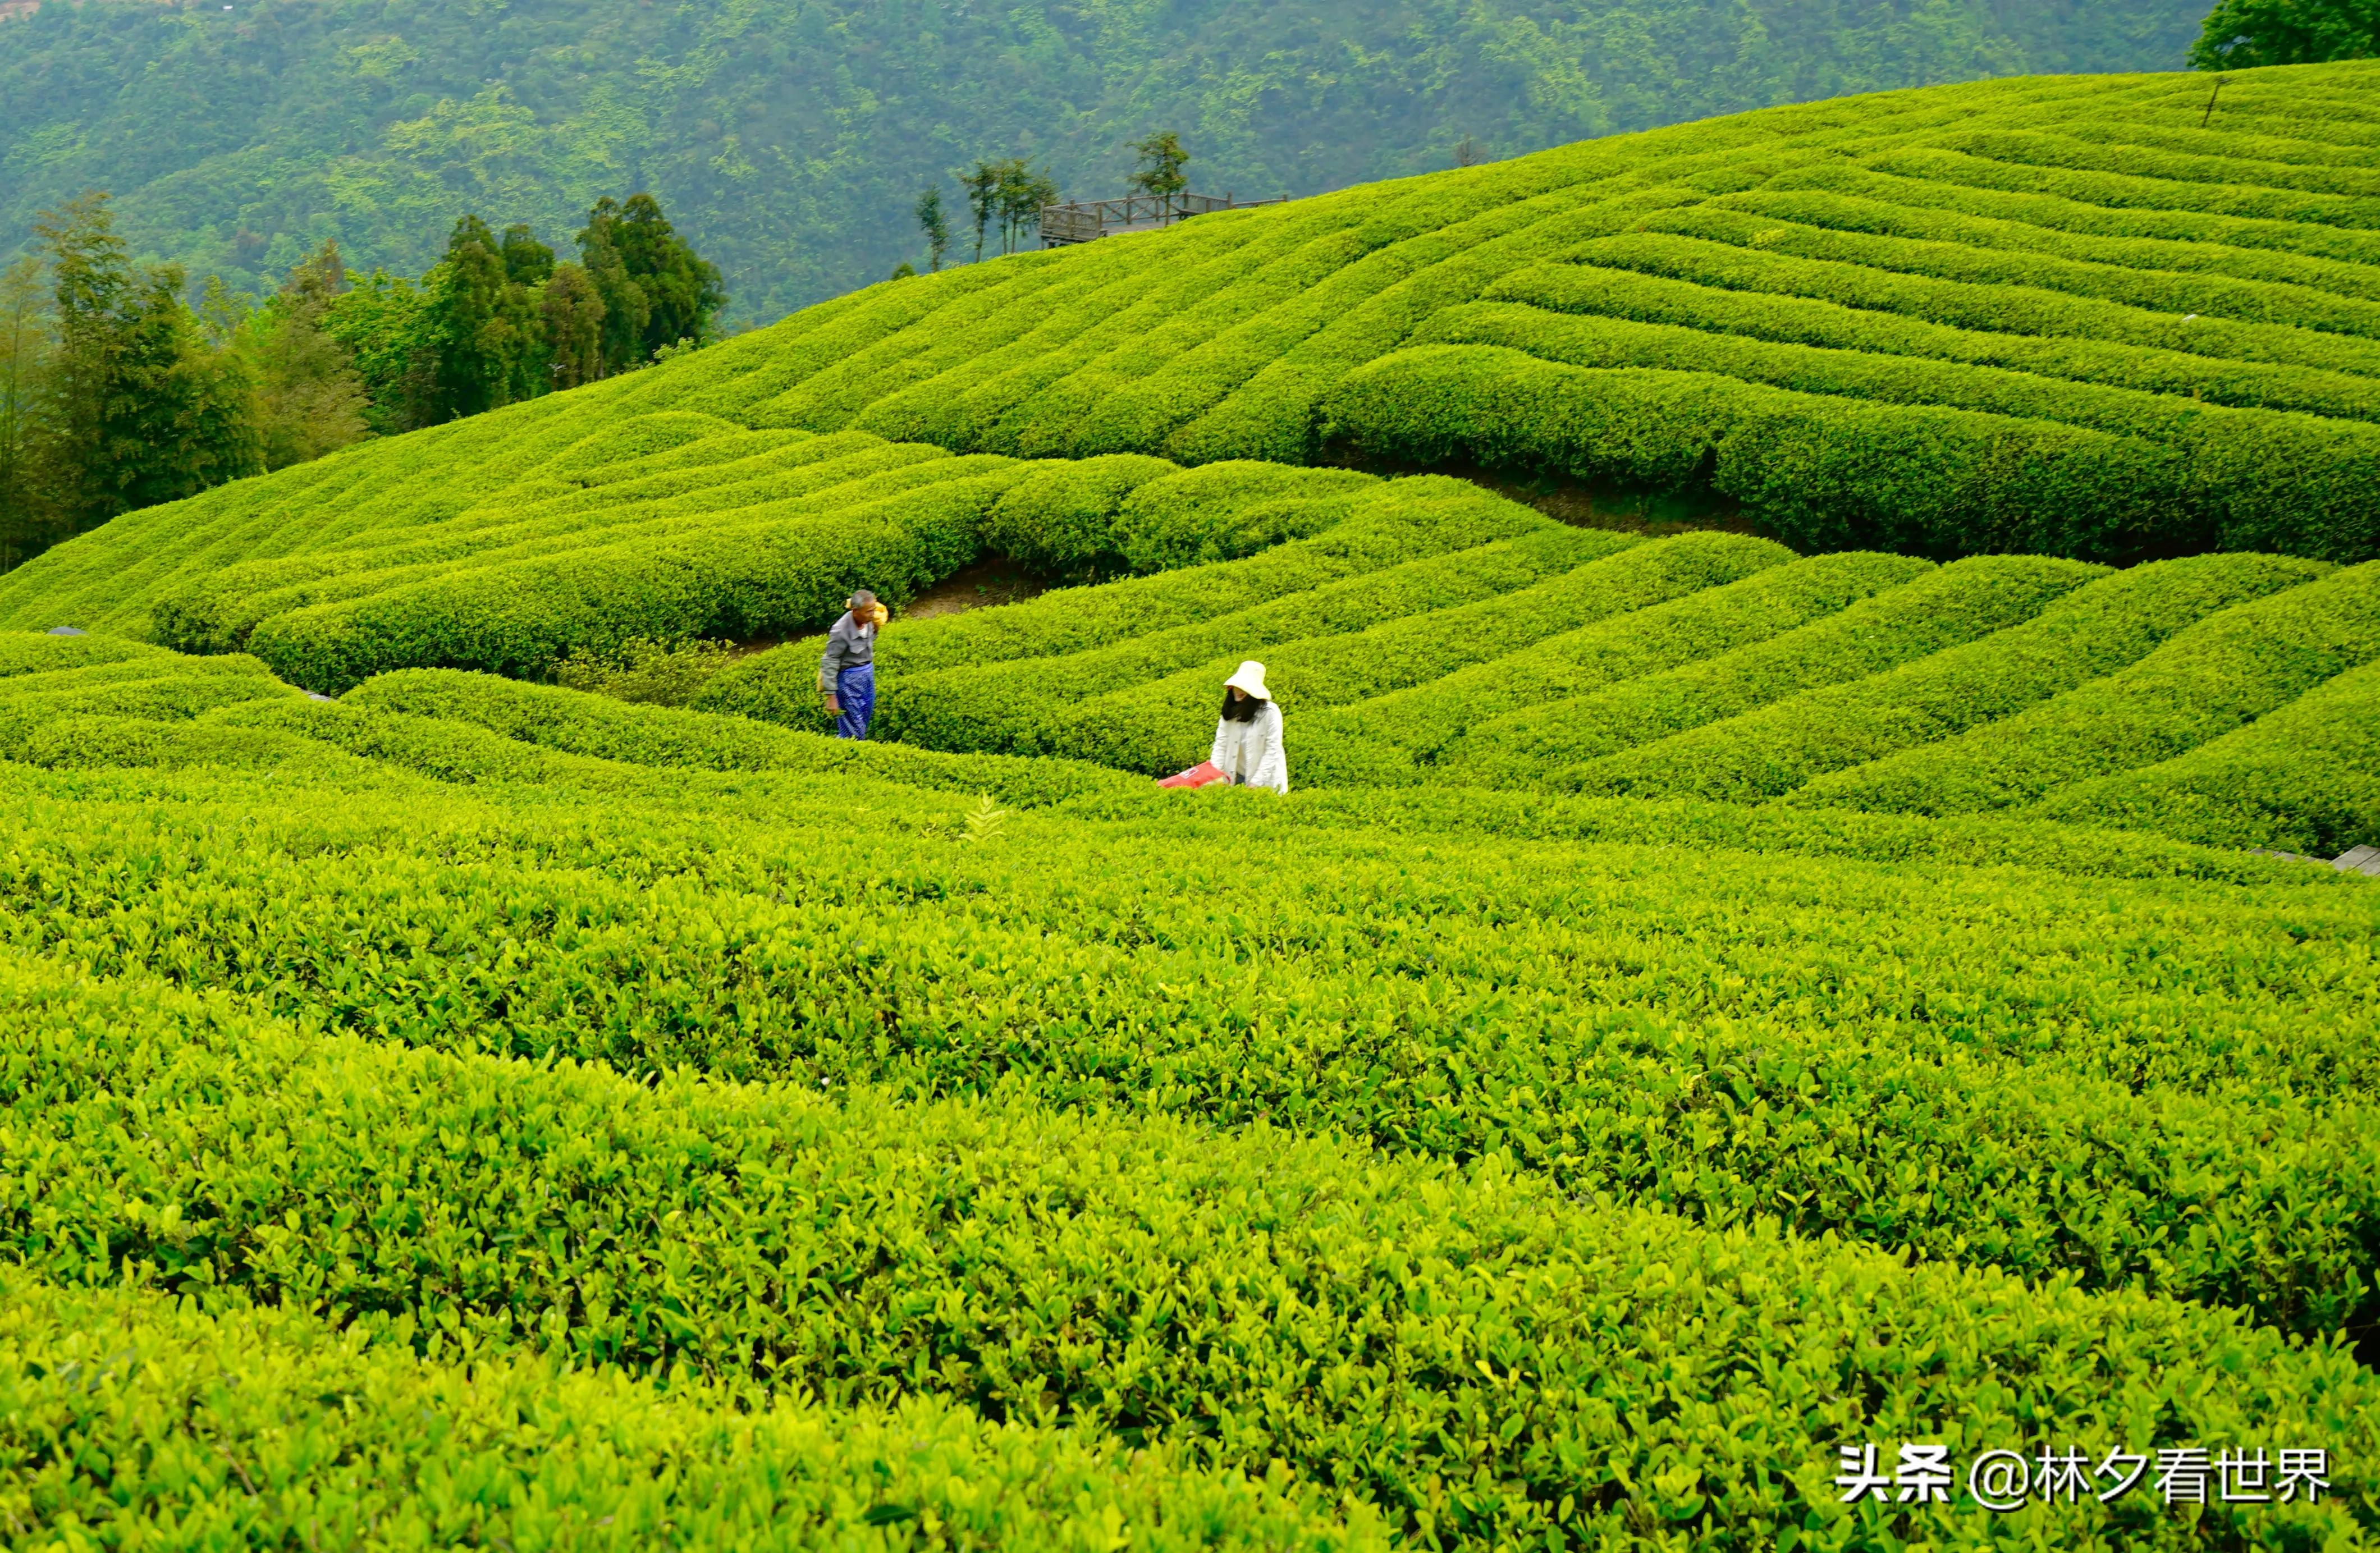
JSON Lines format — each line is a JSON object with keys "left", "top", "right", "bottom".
{"left": 818, "top": 612, "right": 877, "bottom": 689}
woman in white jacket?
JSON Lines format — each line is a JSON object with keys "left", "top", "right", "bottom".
{"left": 1210, "top": 660, "right": 1288, "bottom": 793}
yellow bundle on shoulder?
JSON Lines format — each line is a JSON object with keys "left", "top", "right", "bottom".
{"left": 865, "top": 602, "right": 889, "bottom": 626}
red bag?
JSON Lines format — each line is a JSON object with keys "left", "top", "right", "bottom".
{"left": 1156, "top": 761, "right": 1230, "bottom": 790}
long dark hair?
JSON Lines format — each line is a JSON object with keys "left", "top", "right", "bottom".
{"left": 1220, "top": 689, "right": 1261, "bottom": 722}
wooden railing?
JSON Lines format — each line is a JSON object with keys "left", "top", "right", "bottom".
{"left": 1040, "top": 190, "right": 1288, "bottom": 246}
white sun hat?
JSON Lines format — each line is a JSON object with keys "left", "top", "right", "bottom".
{"left": 1224, "top": 660, "right": 1271, "bottom": 700}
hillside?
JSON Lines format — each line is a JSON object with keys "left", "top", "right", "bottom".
{"left": 0, "top": 0, "right": 2206, "bottom": 317}
{"left": 682, "top": 537, "right": 2379, "bottom": 855}
{"left": 1, "top": 621, "right": 2377, "bottom": 1545}
{"left": 4, "top": 62, "right": 2377, "bottom": 673}
{"left": 4, "top": 63, "right": 2380, "bottom": 1547}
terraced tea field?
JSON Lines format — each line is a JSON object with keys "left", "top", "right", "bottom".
{"left": 4, "top": 58, "right": 2379, "bottom": 1551}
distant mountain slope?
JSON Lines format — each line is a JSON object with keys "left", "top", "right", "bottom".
{"left": 0, "top": 0, "right": 2204, "bottom": 318}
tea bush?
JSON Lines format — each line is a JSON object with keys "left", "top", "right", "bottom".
{"left": 1439, "top": 554, "right": 2102, "bottom": 786}
{"left": 0, "top": 1273, "right": 1377, "bottom": 1552}
{"left": 1560, "top": 551, "right": 2328, "bottom": 801}
{"left": 0, "top": 59, "right": 2375, "bottom": 1547}
{"left": 6, "top": 943, "right": 2376, "bottom": 1549}
{"left": 2032, "top": 657, "right": 2380, "bottom": 856}
{"left": 1791, "top": 557, "right": 2371, "bottom": 816}
{"left": 695, "top": 476, "right": 1557, "bottom": 736}
{"left": 1295, "top": 551, "right": 1930, "bottom": 786}
{"left": 1, "top": 65, "right": 2376, "bottom": 690}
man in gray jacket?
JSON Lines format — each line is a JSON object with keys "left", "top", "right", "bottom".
{"left": 820, "top": 589, "right": 881, "bottom": 739}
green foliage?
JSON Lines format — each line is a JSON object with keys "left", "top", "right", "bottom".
{"left": 1129, "top": 132, "right": 1193, "bottom": 200}
{"left": 321, "top": 262, "right": 447, "bottom": 433}
{"left": 0, "top": 599, "right": 2370, "bottom": 1542}
{"left": 1788, "top": 554, "right": 2363, "bottom": 816}
{"left": 433, "top": 213, "right": 544, "bottom": 417}
{"left": 550, "top": 634, "right": 738, "bottom": 707}
{"left": 957, "top": 791, "right": 1012, "bottom": 845}
{"left": 980, "top": 452, "right": 1182, "bottom": 580}
{"left": 1438, "top": 555, "right": 2098, "bottom": 786}
{"left": 2193, "top": 0, "right": 2380, "bottom": 68}
{"left": 579, "top": 193, "right": 728, "bottom": 370}
{"left": 237, "top": 450, "right": 1020, "bottom": 692}
{"left": 693, "top": 471, "right": 1492, "bottom": 734}
{"left": 314, "top": 190, "right": 724, "bottom": 435}
{"left": 1558, "top": 552, "right": 2318, "bottom": 802}
{"left": 0, "top": 696, "right": 2368, "bottom": 1548}
{"left": 1111, "top": 462, "right": 1382, "bottom": 575}
{"left": 1037, "top": 530, "right": 1769, "bottom": 775}
{"left": 4, "top": 192, "right": 262, "bottom": 562}
{"left": 1296, "top": 549, "right": 1933, "bottom": 786}
{"left": 5, "top": 67, "right": 2380, "bottom": 1535}
{"left": 0, "top": 0, "right": 2211, "bottom": 323}
{"left": 10, "top": 62, "right": 2369, "bottom": 640}
{"left": 886, "top": 516, "right": 1627, "bottom": 759}
{"left": 0, "top": 1273, "right": 1384, "bottom": 1550}
{"left": 234, "top": 240, "right": 373, "bottom": 471}
{"left": 13, "top": 929, "right": 2376, "bottom": 1547}
{"left": 914, "top": 186, "right": 953, "bottom": 274}
{"left": 347, "top": 668, "right": 1141, "bottom": 808}
{"left": 2035, "top": 656, "right": 2380, "bottom": 856}
{"left": 1326, "top": 341, "right": 2377, "bottom": 564}
{"left": 957, "top": 159, "right": 1063, "bottom": 259}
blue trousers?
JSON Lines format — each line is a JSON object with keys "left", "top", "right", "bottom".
{"left": 835, "top": 662, "right": 876, "bottom": 740}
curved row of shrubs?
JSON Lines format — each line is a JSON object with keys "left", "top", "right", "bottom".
{"left": 1791, "top": 559, "right": 2379, "bottom": 817}
{"left": 1325, "top": 341, "right": 2379, "bottom": 562}
{"left": 1556, "top": 551, "right": 2333, "bottom": 802}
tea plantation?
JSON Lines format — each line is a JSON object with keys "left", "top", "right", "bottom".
{"left": 4, "top": 59, "right": 2380, "bottom": 1553}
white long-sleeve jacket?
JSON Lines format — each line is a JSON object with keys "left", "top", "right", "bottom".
{"left": 1210, "top": 701, "right": 1288, "bottom": 793}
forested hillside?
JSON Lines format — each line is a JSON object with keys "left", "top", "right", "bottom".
{"left": 0, "top": 0, "right": 2205, "bottom": 319}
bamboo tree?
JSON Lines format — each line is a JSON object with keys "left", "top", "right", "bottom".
{"left": 237, "top": 241, "right": 373, "bottom": 470}
{"left": 995, "top": 161, "right": 1057, "bottom": 253}
{"left": 915, "top": 186, "right": 951, "bottom": 272}
{"left": 0, "top": 256, "right": 53, "bottom": 566}
{"left": 960, "top": 162, "right": 1001, "bottom": 262}
{"left": 34, "top": 191, "right": 259, "bottom": 536}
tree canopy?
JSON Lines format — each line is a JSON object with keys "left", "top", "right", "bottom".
{"left": 2191, "top": 0, "right": 2380, "bottom": 67}
{"left": 0, "top": 187, "right": 721, "bottom": 567}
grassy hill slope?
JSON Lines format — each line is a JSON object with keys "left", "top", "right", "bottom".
{"left": 0, "top": 624, "right": 2375, "bottom": 1545}
{"left": 4, "top": 62, "right": 2378, "bottom": 698}
{"left": 7, "top": 56, "right": 2380, "bottom": 1551}
{"left": 0, "top": 0, "right": 2205, "bottom": 318}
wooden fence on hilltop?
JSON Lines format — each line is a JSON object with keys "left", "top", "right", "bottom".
{"left": 1040, "top": 191, "right": 1289, "bottom": 246}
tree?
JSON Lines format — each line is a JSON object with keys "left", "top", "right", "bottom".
{"left": 1128, "top": 131, "right": 1191, "bottom": 202}
{"left": 34, "top": 191, "right": 259, "bottom": 535}
{"left": 991, "top": 160, "right": 1058, "bottom": 254}
{"left": 431, "top": 214, "right": 517, "bottom": 418}
{"left": 323, "top": 265, "right": 446, "bottom": 435}
{"left": 36, "top": 191, "right": 129, "bottom": 528}
{"left": 500, "top": 223, "right": 555, "bottom": 287}
{"left": 577, "top": 199, "right": 650, "bottom": 378}
{"left": 427, "top": 214, "right": 550, "bottom": 418}
{"left": 578, "top": 194, "right": 725, "bottom": 372}
{"left": 240, "top": 240, "right": 372, "bottom": 470}
{"left": 2191, "top": 0, "right": 2380, "bottom": 66}
{"left": 960, "top": 162, "right": 1002, "bottom": 264}
{"left": 1454, "top": 135, "right": 1484, "bottom": 168}
{"left": 915, "top": 186, "right": 951, "bottom": 272}
{"left": 542, "top": 263, "right": 606, "bottom": 390}
{"left": 0, "top": 256, "right": 54, "bottom": 566}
